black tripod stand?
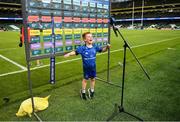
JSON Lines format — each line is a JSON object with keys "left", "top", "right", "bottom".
{"left": 107, "top": 18, "right": 151, "bottom": 121}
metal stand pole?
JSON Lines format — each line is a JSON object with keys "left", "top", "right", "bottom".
{"left": 107, "top": 17, "right": 150, "bottom": 121}
{"left": 27, "top": 62, "right": 35, "bottom": 114}
{"left": 106, "top": 42, "right": 143, "bottom": 121}
{"left": 96, "top": 0, "right": 122, "bottom": 87}
{"left": 21, "top": 0, "right": 44, "bottom": 120}
{"left": 27, "top": 61, "right": 42, "bottom": 121}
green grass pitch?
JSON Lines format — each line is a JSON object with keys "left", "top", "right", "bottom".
{"left": 0, "top": 29, "right": 180, "bottom": 121}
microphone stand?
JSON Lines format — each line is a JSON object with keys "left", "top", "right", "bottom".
{"left": 107, "top": 20, "right": 150, "bottom": 121}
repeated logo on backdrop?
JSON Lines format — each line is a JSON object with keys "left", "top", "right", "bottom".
{"left": 24, "top": 0, "right": 110, "bottom": 57}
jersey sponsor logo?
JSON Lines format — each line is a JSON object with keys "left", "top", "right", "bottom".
{"left": 84, "top": 57, "right": 96, "bottom": 60}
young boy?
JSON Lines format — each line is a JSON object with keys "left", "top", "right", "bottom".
{"left": 64, "top": 32, "right": 110, "bottom": 100}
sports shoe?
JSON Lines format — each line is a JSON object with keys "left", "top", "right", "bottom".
{"left": 88, "top": 88, "right": 94, "bottom": 99}
{"left": 80, "top": 89, "right": 87, "bottom": 100}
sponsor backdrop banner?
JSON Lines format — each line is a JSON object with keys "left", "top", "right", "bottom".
{"left": 22, "top": 0, "right": 110, "bottom": 59}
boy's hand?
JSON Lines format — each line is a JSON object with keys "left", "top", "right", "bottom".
{"left": 107, "top": 44, "right": 111, "bottom": 49}
{"left": 64, "top": 53, "right": 70, "bottom": 58}
{"left": 64, "top": 51, "right": 76, "bottom": 58}
{"left": 102, "top": 44, "right": 111, "bottom": 52}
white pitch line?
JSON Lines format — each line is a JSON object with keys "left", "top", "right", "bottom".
{"left": 0, "top": 54, "right": 27, "bottom": 70}
{"left": 0, "top": 48, "right": 18, "bottom": 51}
{"left": 31, "top": 58, "right": 82, "bottom": 70}
{"left": 0, "top": 37, "right": 179, "bottom": 77}
{"left": 98, "top": 37, "right": 180, "bottom": 55}
{"left": 0, "top": 69, "right": 26, "bottom": 77}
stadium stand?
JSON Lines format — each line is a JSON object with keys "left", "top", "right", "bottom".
{"left": 111, "top": 0, "right": 180, "bottom": 29}
{"left": 0, "top": 0, "right": 21, "bottom": 31}
{"left": 0, "top": 0, "right": 179, "bottom": 30}
{"left": 112, "top": 0, "right": 180, "bottom": 9}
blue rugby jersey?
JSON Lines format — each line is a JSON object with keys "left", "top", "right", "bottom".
{"left": 75, "top": 45, "right": 102, "bottom": 69}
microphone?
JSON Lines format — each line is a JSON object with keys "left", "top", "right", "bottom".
{"left": 19, "top": 42, "right": 23, "bottom": 47}
{"left": 109, "top": 17, "right": 118, "bottom": 37}
{"left": 109, "top": 17, "right": 116, "bottom": 26}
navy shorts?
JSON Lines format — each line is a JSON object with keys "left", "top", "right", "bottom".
{"left": 83, "top": 67, "right": 96, "bottom": 80}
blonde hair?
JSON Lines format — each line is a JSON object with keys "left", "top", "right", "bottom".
{"left": 82, "top": 32, "right": 91, "bottom": 40}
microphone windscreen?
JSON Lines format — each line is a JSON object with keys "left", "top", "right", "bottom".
{"left": 109, "top": 17, "right": 116, "bottom": 25}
